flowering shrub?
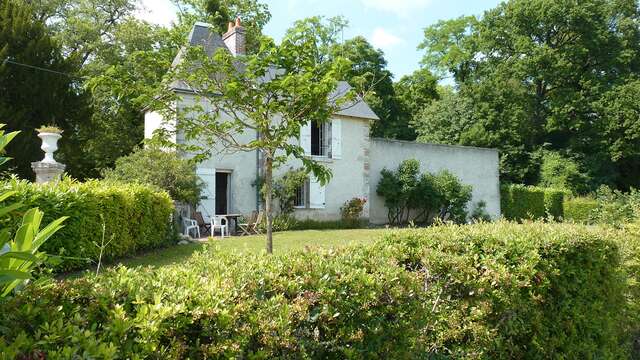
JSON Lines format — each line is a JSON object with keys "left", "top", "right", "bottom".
{"left": 340, "top": 197, "right": 366, "bottom": 221}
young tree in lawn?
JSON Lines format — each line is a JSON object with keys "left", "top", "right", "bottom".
{"left": 156, "top": 20, "right": 359, "bottom": 254}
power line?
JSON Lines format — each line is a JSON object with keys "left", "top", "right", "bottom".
{"left": 1, "top": 58, "right": 85, "bottom": 79}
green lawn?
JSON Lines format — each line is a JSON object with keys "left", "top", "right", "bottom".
{"left": 112, "top": 229, "right": 388, "bottom": 269}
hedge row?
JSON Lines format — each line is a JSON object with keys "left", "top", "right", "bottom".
{"left": 0, "top": 178, "right": 176, "bottom": 271}
{"left": 501, "top": 184, "right": 565, "bottom": 221}
{"left": 564, "top": 197, "right": 600, "bottom": 223}
{"left": 0, "top": 222, "right": 633, "bottom": 358}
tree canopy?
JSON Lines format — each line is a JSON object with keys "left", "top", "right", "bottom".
{"left": 413, "top": 0, "right": 640, "bottom": 190}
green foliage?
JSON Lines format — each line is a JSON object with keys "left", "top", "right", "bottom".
{"left": 293, "top": 218, "right": 369, "bottom": 231}
{"left": 596, "top": 79, "right": 640, "bottom": 190}
{"left": 590, "top": 186, "right": 640, "bottom": 227}
{"left": 412, "top": 87, "right": 478, "bottom": 145}
{"left": 0, "top": 204, "right": 66, "bottom": 297}
{"left": 0, "top": 124, "right": 67, "bottom": 297}
{"left": 0, "top": 125, "right": 19, "bottom": 168}
{"left": 332, "top": 36, "right": 410, "bottom": 139}
{"left": 378, "top": 222, "right": 630, "bottom": 358}
{"left": 1, "top": 177, "right": 176, "bottom": 272}
{"left": 543, "top": 188, "right": 565, "bottom": 219}
{"left": 564, "top": 197, "right": 600, "bottom": 224}
{"left": 621, "top": 223, "right": 640, "bottom": 358}
{"left": 416, "top": 0, "right": 640, "bottom": 190}
{"left": 0, "top": 0, "right": 83, "bottom": 179}
{"left": 340, "top": 197, "right": 366, "bottom": 222}
{"left": 538, "top": 151, "right": 590, "bottom": 195}
{"left": 377, "top": 159, "right": 472, "bottom": 225}
{"left": 270, "top": 168, "right": 307, "bottom": 215}
{"left": 470, "top": 200, "right": 491, "bottom": 222}
{"left": 501, "top": 184, "right": 566, "bottom": 221}
{"left": 103, "top": 146, "right": 203, "bottom": 206}
{"left": 0, "top": 222, "right": 631, "bottom": 358}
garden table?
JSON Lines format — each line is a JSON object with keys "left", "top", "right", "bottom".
{"left": 219, "top": 214, "right": 242, "bottom": 235}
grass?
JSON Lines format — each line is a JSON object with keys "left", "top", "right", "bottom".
{"left": 109, "top": 228, "right": 388, "bottom": 269}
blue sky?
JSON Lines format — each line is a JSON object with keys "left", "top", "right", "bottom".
{"left": 137, "top": 0, "right": 503, "bottom": 79}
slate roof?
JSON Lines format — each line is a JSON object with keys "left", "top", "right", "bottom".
{"left": 170, "top": 22, "right": 379, "bottom": 121}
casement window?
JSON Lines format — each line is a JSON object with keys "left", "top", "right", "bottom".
{"left": 293, "top": 177, "right": 326, "bottom": 209}
{"left": 300, "top": 118, "right": 342, "bottom": 159}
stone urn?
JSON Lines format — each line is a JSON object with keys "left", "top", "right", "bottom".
{"left": 32, "top": 129, "right": 65, "bottom": 183}
{"left": 38, "top": 132, "right": 62, "bottom": 164}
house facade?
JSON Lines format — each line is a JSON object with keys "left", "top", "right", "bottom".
{"left": 145, "top": 22, "right": 501, "bottom": 224}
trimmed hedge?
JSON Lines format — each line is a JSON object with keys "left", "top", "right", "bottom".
{"left": 0, "top": 178, "right": 176, "bottom": 271}
{"left": 0, "top": 222, "right": 631, "bottom": 358}
{"left": 564, "top": 197, "right": 599, "bottom": 224}
{"left": 622, "top": 223, "right": 640, "bottom": 358}
{"left": 501, "top": 184, "right": 565, "bottom": 221}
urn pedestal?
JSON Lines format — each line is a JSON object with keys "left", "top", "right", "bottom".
{"left": 31, "top": 132, "right": 65, "bottom": 183}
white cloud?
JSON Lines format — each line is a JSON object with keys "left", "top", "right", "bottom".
{"left": 370, "top": 27, "right": 403, "bottom": 50}
{"left": 360, "top": 0, "right": 432, "bottom": 17}
{"left": 135, "top": 0, "right": 177, "bottom": 27}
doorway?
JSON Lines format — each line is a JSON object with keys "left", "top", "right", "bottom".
{"left": 215, "top": 172, "right": 230, "bottom": 215}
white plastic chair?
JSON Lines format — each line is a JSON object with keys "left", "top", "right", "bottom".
{"left": 211, "top": 215, "right": 228, "bottom": 238}
{"left": 182, "top": 218, "right": 200, "bottom": 239}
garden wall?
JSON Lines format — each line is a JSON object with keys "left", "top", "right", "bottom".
{"left": 369, "top": 139, "right": 501, "bottom": 224}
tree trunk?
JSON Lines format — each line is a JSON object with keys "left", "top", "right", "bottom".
{"left": 264, "top": 156, "right": 274, "bottom": 254}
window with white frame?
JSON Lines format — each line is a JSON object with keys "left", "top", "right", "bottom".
{"left": 311, "top": 120, "right": 328, "bottom": 156}
{"left": 293, "top": 181, "right": 306, "bottom": 208}
{"left": 301, "top": 118, "right": 342, "bottom": 159}
{"left": 292, "top": 177, "right": 326, "bottom": 209}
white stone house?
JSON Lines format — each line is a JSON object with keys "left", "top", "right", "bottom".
{"left": 145, "top": 22, "right": 501, "bottom": 225}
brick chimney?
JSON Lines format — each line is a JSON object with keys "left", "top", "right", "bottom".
{"left": 223, "top": 17, "right": 246, "bottom": 56}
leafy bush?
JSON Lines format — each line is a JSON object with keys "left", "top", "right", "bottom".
{"left": 377, "top": 222, "right": 629, "bottom": 358}
{"left": 543, "top": 188, "right": 565, "bottom": 219}
{"left": 377, "top": 159, "right": 472, "bottom": 225}
{"left": 0, "top": 177, "right": 176, "bottom": 272}
{"left": 621, "top": 223, "right": 640, "bottom": 358}
{"left": 103, "top": 146, "right": 203, "bottom": 206}
{"left": 271, "top": 168, "right": 307, "bottom": 215}
{"left": 501, "top": 184, "right": 565, "bottom": 221}
{"left": 0, "top": 222, "right": 630, "bottom": 358}
{"left": 592, "top": 186, "right": 640, "bottom": 227}
{"left": 470, "top": 200, "right": 491, "bottom": 222}
{"left": 564, "top": 197, "right": 599, "bottom": 224}
{"left": 293, "top": 218, "right": 368, "bottom": 230}
{"left": 538, "top": 150, "right": 590, "bottom": 194}
{"left": 501, "top": 184, "right": 545, "bottom": 220}
{"left": 340, "top": 197, "right": 366, "bottom": 222}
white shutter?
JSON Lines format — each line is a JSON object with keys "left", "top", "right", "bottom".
{"left": 309, "top": 177, "right": 326, "bottom": 209}
{"left": 196, "top": 167, "right": 216, "bottom": 220}
{"left": 300, "top": 122, "right": 311, "bottom": 155}
{"left": 331, "top": 118, "right": 342, "bottom": 159}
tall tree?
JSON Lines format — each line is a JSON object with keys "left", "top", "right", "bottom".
{"left": 157, "top": 19, "right": 357, "bottom": 254}
{"left": 333, "top": 36, "right": 408, "bottom": 139}
{"left": 0, "top": 0, "right": 83, "bottom": 179}
{"left": 394, "top": 67, "right": 440, "bottom": 140}
{"left": 416, "top": 0, "right": 640, "bottom": 188}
